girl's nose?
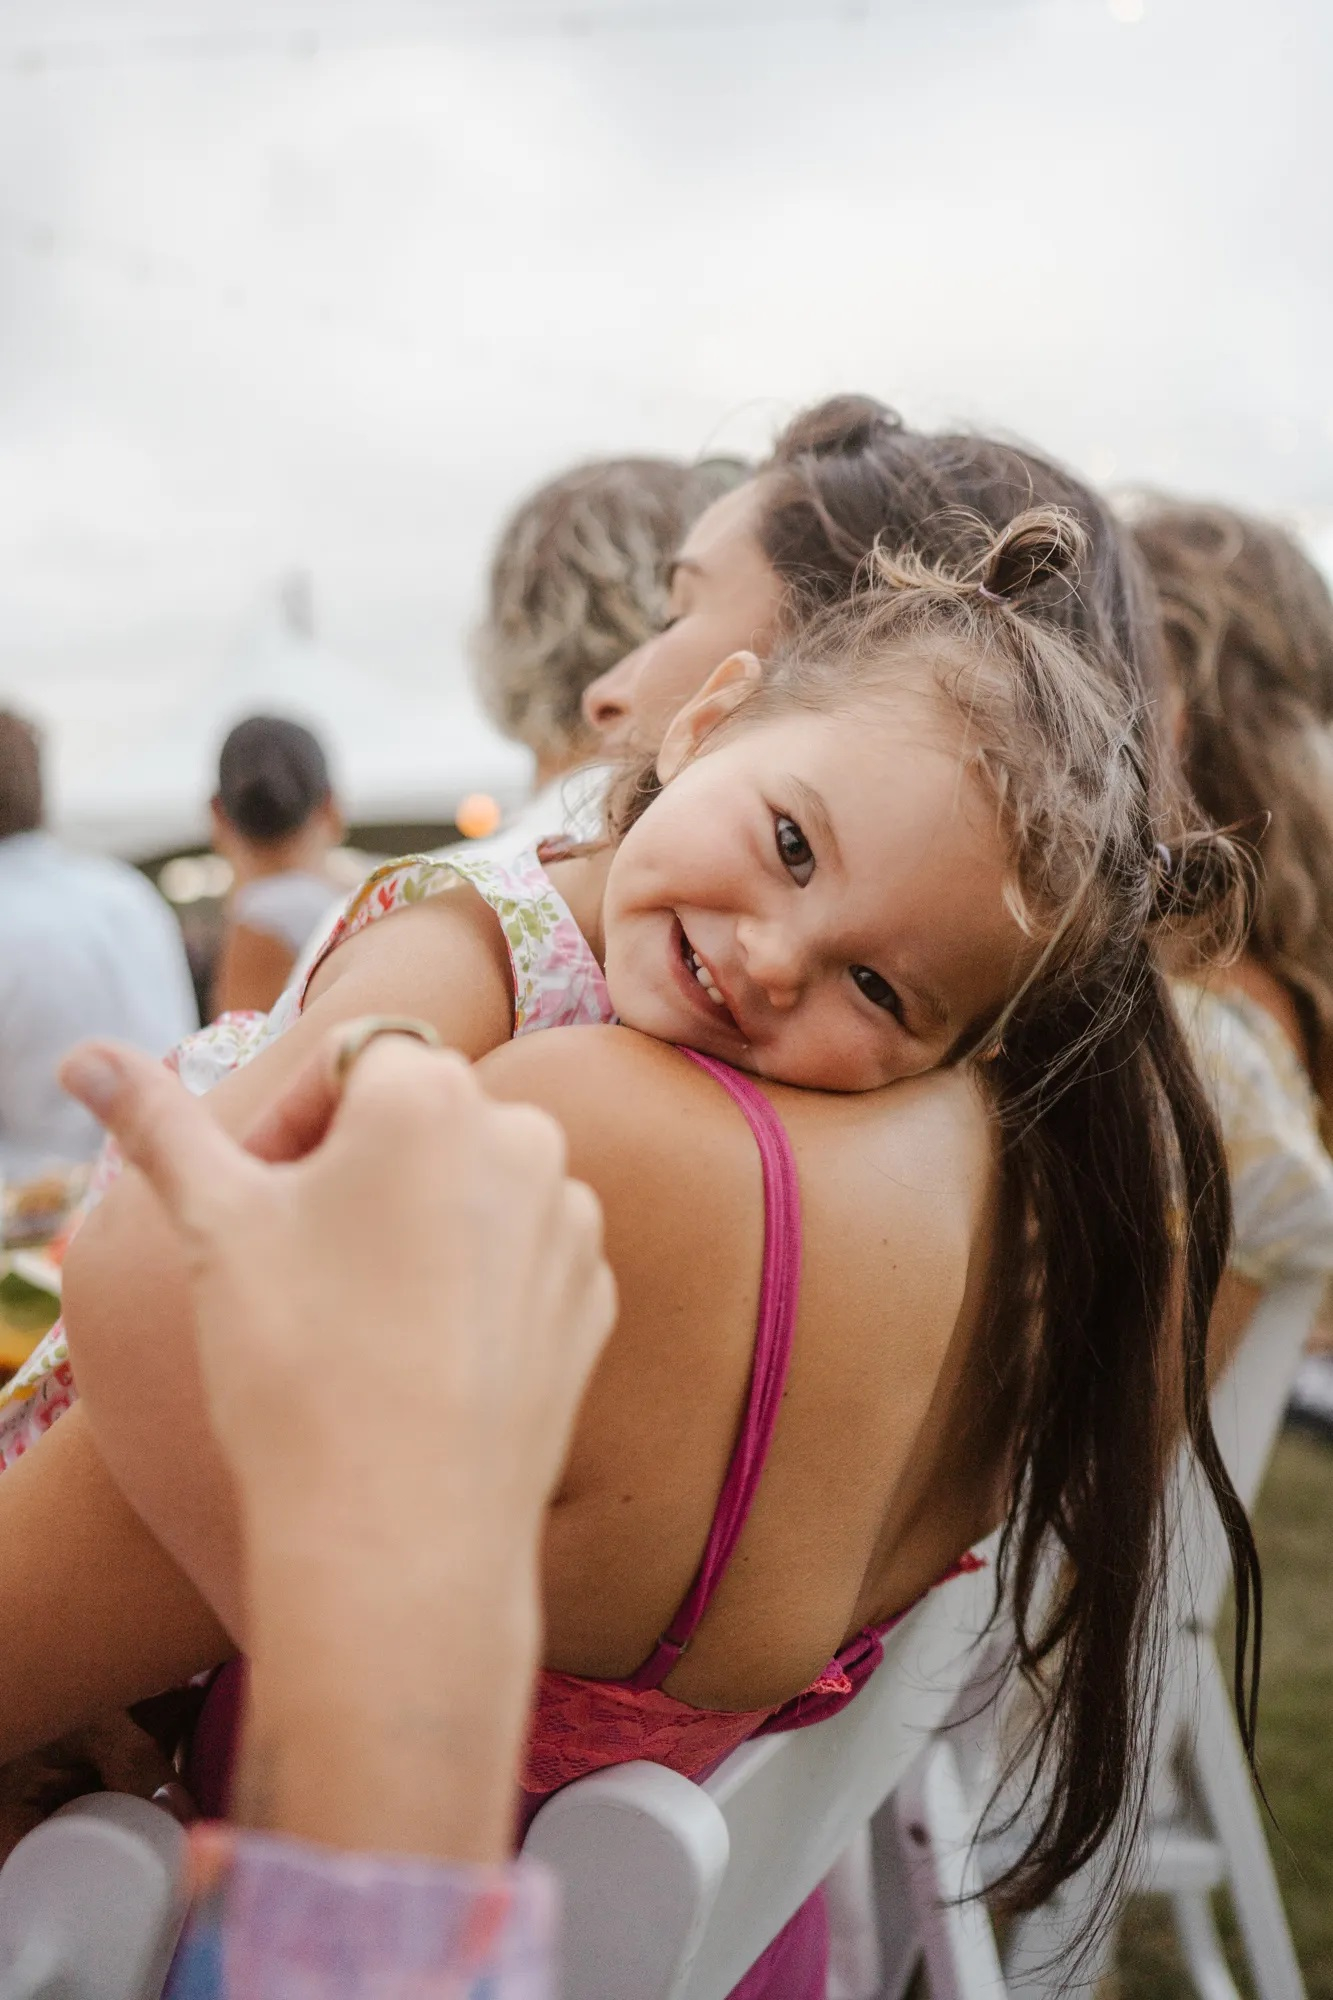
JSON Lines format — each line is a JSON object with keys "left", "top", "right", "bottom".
{"left": 736, "top": 919, "right": 805, "bottom": 1011}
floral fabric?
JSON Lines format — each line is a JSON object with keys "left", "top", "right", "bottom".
{"left": 1171, "top": 979, "right": 1333, "bottom": 1289}
{"left": 0, "top": 849, "right": 611, "bottom": 1470}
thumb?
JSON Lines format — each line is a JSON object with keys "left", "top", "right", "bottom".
{"left": 59, "top": 1041, "right": 259, "bottom": 1241}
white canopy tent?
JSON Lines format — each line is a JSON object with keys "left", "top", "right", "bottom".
{"left": 47, "top": 582, "right": 529, "bottom": 857}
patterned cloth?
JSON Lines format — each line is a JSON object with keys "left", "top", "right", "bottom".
{"left": 0, "top": 847, "right": 612, "bottom": 1471}
{"left": 166, "top": 1824, "right": 556, "bottom": 2000}
{"left": 1171, "top": 979, "right": 1333, "bottom": 1287}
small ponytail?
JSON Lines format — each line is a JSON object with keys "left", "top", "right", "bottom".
{"left": 1147, "top": 823, "right": 1255, "bottom": 945}
{"left": 972, "top": 507, "right": 1088, "bottom": 607}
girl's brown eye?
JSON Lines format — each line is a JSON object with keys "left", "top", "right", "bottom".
{"left": 851, "top": 965, "right": 903, "bottom": 1020}
{"left": 775, "top": 813, "right": 815, "bottom": 886}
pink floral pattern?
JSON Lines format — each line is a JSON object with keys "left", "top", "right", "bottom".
{"left": 0, "top": 850, "right": 611, "bottom": 1470}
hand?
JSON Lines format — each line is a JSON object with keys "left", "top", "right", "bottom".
{"left": 60, "top": 1032, "right": 616, "bottom": 1557}
{"left": 61, "top": 1029, "right": 617, "bottom": 1858}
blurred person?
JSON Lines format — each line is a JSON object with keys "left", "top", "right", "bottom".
{"left": 469, "top": 454, "right": 746, "bottom": 856}
{"left": 0, "top": 710, "right": 197, "bottom": 1181}
{"left": 1134, "top": 503, "right": 1333, "bottom": 1428}
{"left": 51, "top": 1024, "right": 612, "bottom": 1998}
{"left": 209, "top": 716, "right": 344, "bottom": 1018}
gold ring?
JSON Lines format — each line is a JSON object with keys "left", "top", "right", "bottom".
{"left": 333, "top": 1015, "right": 443, "bottom": 1086}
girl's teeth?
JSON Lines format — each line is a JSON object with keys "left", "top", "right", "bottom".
{"left": 685, "top": 942, "right": 725, "bottom": 1009}
{"left": 694, "top": 965, "right": 724, "bottom": 1006}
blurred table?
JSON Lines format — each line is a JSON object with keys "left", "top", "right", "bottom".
{"left": 0, "top": 1256, "right": 62, "bottom": 1382}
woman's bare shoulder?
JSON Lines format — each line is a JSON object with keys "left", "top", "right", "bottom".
{"left": 480, "top": 1030, "right": 995, "bottom": 1259}
{"left": 478, "top": 1027, "right": 755, "bottom": 1205}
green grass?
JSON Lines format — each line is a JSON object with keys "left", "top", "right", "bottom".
{"left": 1115, "top": 1431, "right": 1333, "bottom": 1998}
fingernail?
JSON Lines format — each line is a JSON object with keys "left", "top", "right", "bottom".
{"left": 60, "top": 1048, "right": 124, "bottom": 1119}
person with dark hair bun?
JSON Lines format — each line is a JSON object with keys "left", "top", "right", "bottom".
{"left": 210, "top": 716, "right": 344, "bottom": 1018}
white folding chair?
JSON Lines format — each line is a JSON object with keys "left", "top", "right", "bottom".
{"left": 0, "top": 1543, "right": 994, "bottom": 2000}
{"left": 0, "top": 1794, "right": 188, "bottom": 2000}
{"left": 523, "top": 1535, "right": 999, "bottom": 2000}
{"left": 879, "top": 1272, "right": 1322, "bottom": 2000}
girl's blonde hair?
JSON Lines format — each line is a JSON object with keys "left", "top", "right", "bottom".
{"left": 1133, "top": 502, "right": 1333, "bottom": 1130}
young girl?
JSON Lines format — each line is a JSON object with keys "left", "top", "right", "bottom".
{"left": 1134, "top": 502, "right": 1333, "bottom": 1411}
{"left": 0, "top": 477, "right": 1248, "bottom": 1995}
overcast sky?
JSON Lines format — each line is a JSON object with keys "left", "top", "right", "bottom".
{"left": 1, "top": 0, "right": 1330, "bottom": 834}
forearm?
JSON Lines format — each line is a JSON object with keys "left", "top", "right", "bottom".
{"left": 239, "top": 1504, "right": 543, "bottom": 1864}
{"left": 0, "top": 1406, "right": 229, "bottom": 1760}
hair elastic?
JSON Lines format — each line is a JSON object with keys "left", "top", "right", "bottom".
{"left": 1154, "top": 841, "right": 1174, "bottom": 875}
{"left": 977, "top": 582, "right": 1008, "bottom": 606}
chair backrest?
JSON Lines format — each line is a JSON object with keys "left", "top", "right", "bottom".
{"left": 0, "top": 1794, "right": 187, "bottom": 2000}
{"left": 524, "top": 1535, "right": 998, "bottom": 2000}
{"left": 1170, "top": 1272, "right": 1323, "bottom": 1640}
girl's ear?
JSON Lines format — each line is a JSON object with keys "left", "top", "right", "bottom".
{"left": 656, "top": 652, "right": 763, "bottom": 783}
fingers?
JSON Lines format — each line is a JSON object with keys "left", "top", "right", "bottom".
{"left": 323, "top": 1031, "right": 571, "bottom": 1189}
{"left": 59, "top": 1042, "right": 259, "bottom": 1239}
{"left": 243, "top": 1019, "right": 445, "bottom": 1165}
{"left": 241, "top": 1046, "right": 346, "bottom": 1164}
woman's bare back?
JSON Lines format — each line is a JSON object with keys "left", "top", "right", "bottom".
{"left": 481, "top": 1025, "right": 1007, "bottom": 1713}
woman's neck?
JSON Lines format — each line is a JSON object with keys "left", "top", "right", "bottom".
{"left": 229, "top": 826, "right": 332, "bottom": 891}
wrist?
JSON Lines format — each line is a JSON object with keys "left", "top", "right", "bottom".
{"left": 239, "top": 1525, "right": 543, "bottom": 1863}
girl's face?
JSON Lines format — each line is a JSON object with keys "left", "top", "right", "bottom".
{"left": 601, "top": 664, "right": 1033, "bottom": 1093}
{"left": 582, "top": 481, "right": 786, "bottom": 756}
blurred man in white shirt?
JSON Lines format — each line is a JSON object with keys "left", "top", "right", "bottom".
{"left": 0, "top": 711, "right": 198, "bottom": 1178}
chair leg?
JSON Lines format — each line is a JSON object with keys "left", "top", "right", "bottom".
{"left": 891, "top": 1742, "right": 1007, "bottom": 2000}
{"left": 1171, "top": 1891, "right": 1244, "bottom": 2000}
{"left": 826, "top": 1827, "right": 885, "bottom": 2000}
{"left": 869, "top": 1803, "right": 921, "bottom": 2000}
{"left": 1001, "top": 1864, "right": 1118, "bottom": 2000}
{"left": 1188, "top": 1646, "right": 1305, "bottom": 2000}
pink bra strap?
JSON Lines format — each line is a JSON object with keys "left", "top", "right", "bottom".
{"left": 620, "top": 1050, "right": 803, "bottom": 1691}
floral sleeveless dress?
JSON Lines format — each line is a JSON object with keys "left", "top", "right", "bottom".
{"left": 0, "top": 848, "right": 612, "bottom": 1470}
